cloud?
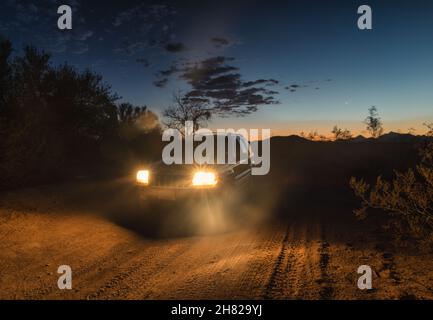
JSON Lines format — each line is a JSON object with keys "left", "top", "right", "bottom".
{"left": 74, "top": 30, "right": 93, "bottom": 41}
{"left": 6, "top": 0, "right": 24, "bottom": 11}
{"left": 112, "top": 3, "right": 177, "bottom": 56}
{"left": 114, "top": 9, "right": 134, "bottom": 27}
{"left": 209, "top": 36, "right": 242, "bottom": 50}
{"left": 113, "top": 4, "right": 176, "bottom": 27}
{"left": 73, "top": 42, "right": 89, "bottom": 55}
{"left": 28, "top": 3, "right": 38, "bottom": 13}
{"left": 210, "top": 37, "right": 230, "bottom": 48}
{"left": 157, "top": 64, "right": 179, "bottom": 77}
{"left": 243, "top": 79, "right": 279, "bottom": 87}
{"left": 136, "top": 58, "right": 150, "bottom": 68}
{"left": 284, "top": 79, "right": 332, "bottom": 93}
{"left": 45, "top": 36, "right": 69, "bottom": 53}
{"left": 181, "top": 57, "right": 238, "bottom": 88}
{"left": 2, "top": 0, "right": 95, "bottom": 55}
{"left": 284, "top": 84, "right": 301, "bottom": 92}
{"left": 165, "top": 42, "right": 187, "bottom": 53}
{"left": 155, "top": 56, "right": 279, "bottom": 116}
{"left": 115, "top": 40, "right": 148, "bottom": 56}
{"left": 153, "top": 78, "right": 168, "bottom": 88}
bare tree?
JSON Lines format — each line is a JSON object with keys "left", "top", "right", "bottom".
{"left": 162, "top": 92, "right": 211, "bottom": 132}
{"left": 331, "top": 125, "right": 352, "bottom": 140}
{"left": 364, "top": 106, "right": 383, "bottom": 138}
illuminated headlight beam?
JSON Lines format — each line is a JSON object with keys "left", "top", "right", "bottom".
{"left": 136, "top": 170, "right": 150, "bottom": 185}
{"left": 192, "top": 171, "right": 218, "bottom": 187}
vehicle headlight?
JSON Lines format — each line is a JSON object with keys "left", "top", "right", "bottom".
{"left": 136, "top": 170, "right": 149, "bottom": 185}
{"left": 192, "top": 171, "right": 218, "bottom": 187}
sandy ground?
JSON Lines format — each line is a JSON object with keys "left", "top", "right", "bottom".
{"left": 1, "top": 181, "right": 433, "bottom": 300}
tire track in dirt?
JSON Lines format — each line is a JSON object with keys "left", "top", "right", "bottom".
{"left": 145, "top": 235, "right": 249, "bottom": 299}
{"left": 317, "top": 238, "right": 335, "bottom": 300}
{"left": 22, "top": 241, "right": 136, "bottom": 299}
{"left": 233, "top": 226, "right": 286, "bottom": 299}
{"left": 156, "top": 226, "right": 285, "bottom": 300}
{"left": 104, "top": 226, "right": 284, "bottom": 300}
{"left": 1, "top": 213, "right": 107, "bottom": 299}
{"left": 296, "top": 219, "right": 321, "bottom": 299}
{"left": 263, "top": 220, "right": 294, "bottom": 299}
{"left": 86, "top": 240, "right": 195, "bottom": 299}
{"left": 263, "top": 213, "right": 323, "bottom": 300}
{"left": 376, "top": 246, "right": 419, "bottom": 300}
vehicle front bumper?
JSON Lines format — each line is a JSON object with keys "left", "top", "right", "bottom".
{"left": 136, "top": 185, "right": 220, "bottom": 202}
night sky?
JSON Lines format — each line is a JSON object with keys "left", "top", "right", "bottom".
{"left": 1, "top": 0, "right": 433, "bottom": 136}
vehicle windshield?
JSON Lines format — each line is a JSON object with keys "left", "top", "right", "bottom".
{"left": 192, "top": 134, "right": 250, "bottom": 165}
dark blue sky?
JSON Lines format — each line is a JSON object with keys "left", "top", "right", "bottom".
{"left": 2, "top": 0, "right": 433, "bottom": 135}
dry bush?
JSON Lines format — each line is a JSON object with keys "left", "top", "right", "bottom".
{"left": 300, "top": 130, "right": 329, "bottom": 141}
{"left": 332, "top": 126, "right": 352, "bottom": 140}
{"left": 350, "top": 123, "right": 433, "bottom": 251}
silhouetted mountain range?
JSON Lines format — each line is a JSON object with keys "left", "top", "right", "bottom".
{"left": 268, "top": 132, "right": 427, "bottom": 200}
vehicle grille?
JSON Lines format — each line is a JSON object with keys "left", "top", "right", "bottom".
{"left": 151, "top": 173, "right": 191, "bottom": 188}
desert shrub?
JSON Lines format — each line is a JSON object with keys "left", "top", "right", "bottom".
{"left": 331, "top": 126, "right": 352, "bottom": 140}
{"left": 300, "top": 130, "right": 329, "bottom": 141}
{"left": 350, "top": 124, "right": 433, "bottom": 251}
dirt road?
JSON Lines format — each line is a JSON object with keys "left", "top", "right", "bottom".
{"left": 1, "top": 182, "right": 433, "bottom": 300}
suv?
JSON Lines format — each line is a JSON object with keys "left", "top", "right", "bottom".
{"left": 134, "top": 132, "right": 253, "bottom": 209}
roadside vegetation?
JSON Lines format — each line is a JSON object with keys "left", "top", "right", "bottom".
{"left": 0, "top": 39, "right": 161, "bottom": 190}
{"left": 351, "top": 116, "right": 433, "bottom": 251}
